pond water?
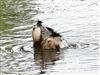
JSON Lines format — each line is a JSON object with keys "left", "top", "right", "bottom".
{"left": 0, "top": 0, "right": 99, "bottom": 75}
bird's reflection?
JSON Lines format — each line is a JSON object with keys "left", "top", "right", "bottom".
{"left": 34, "top": 49, "right": 60, "bottom": 74}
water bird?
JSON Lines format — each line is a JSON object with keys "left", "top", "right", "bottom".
{"left": 32, "top": 20, "right": 62, "bottom": 50}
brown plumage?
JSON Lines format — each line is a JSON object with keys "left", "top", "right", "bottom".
{"left": 32, "top": 20, "right": 62, "bottom": 50}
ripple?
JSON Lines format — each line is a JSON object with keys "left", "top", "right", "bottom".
{"left": 0, "top": 0, "right": 99, "bottom": 74}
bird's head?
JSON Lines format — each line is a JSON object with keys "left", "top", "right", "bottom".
{"left": 37, "top": 20, "right": 43, "bottom": 26}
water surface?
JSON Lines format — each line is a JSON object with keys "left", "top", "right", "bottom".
{"left": 0, "top": 0, "right": 99, "bottom": 75}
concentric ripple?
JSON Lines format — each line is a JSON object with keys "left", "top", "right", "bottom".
{"left": 0, "top": 0, "right": 99, "bottom": 75}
